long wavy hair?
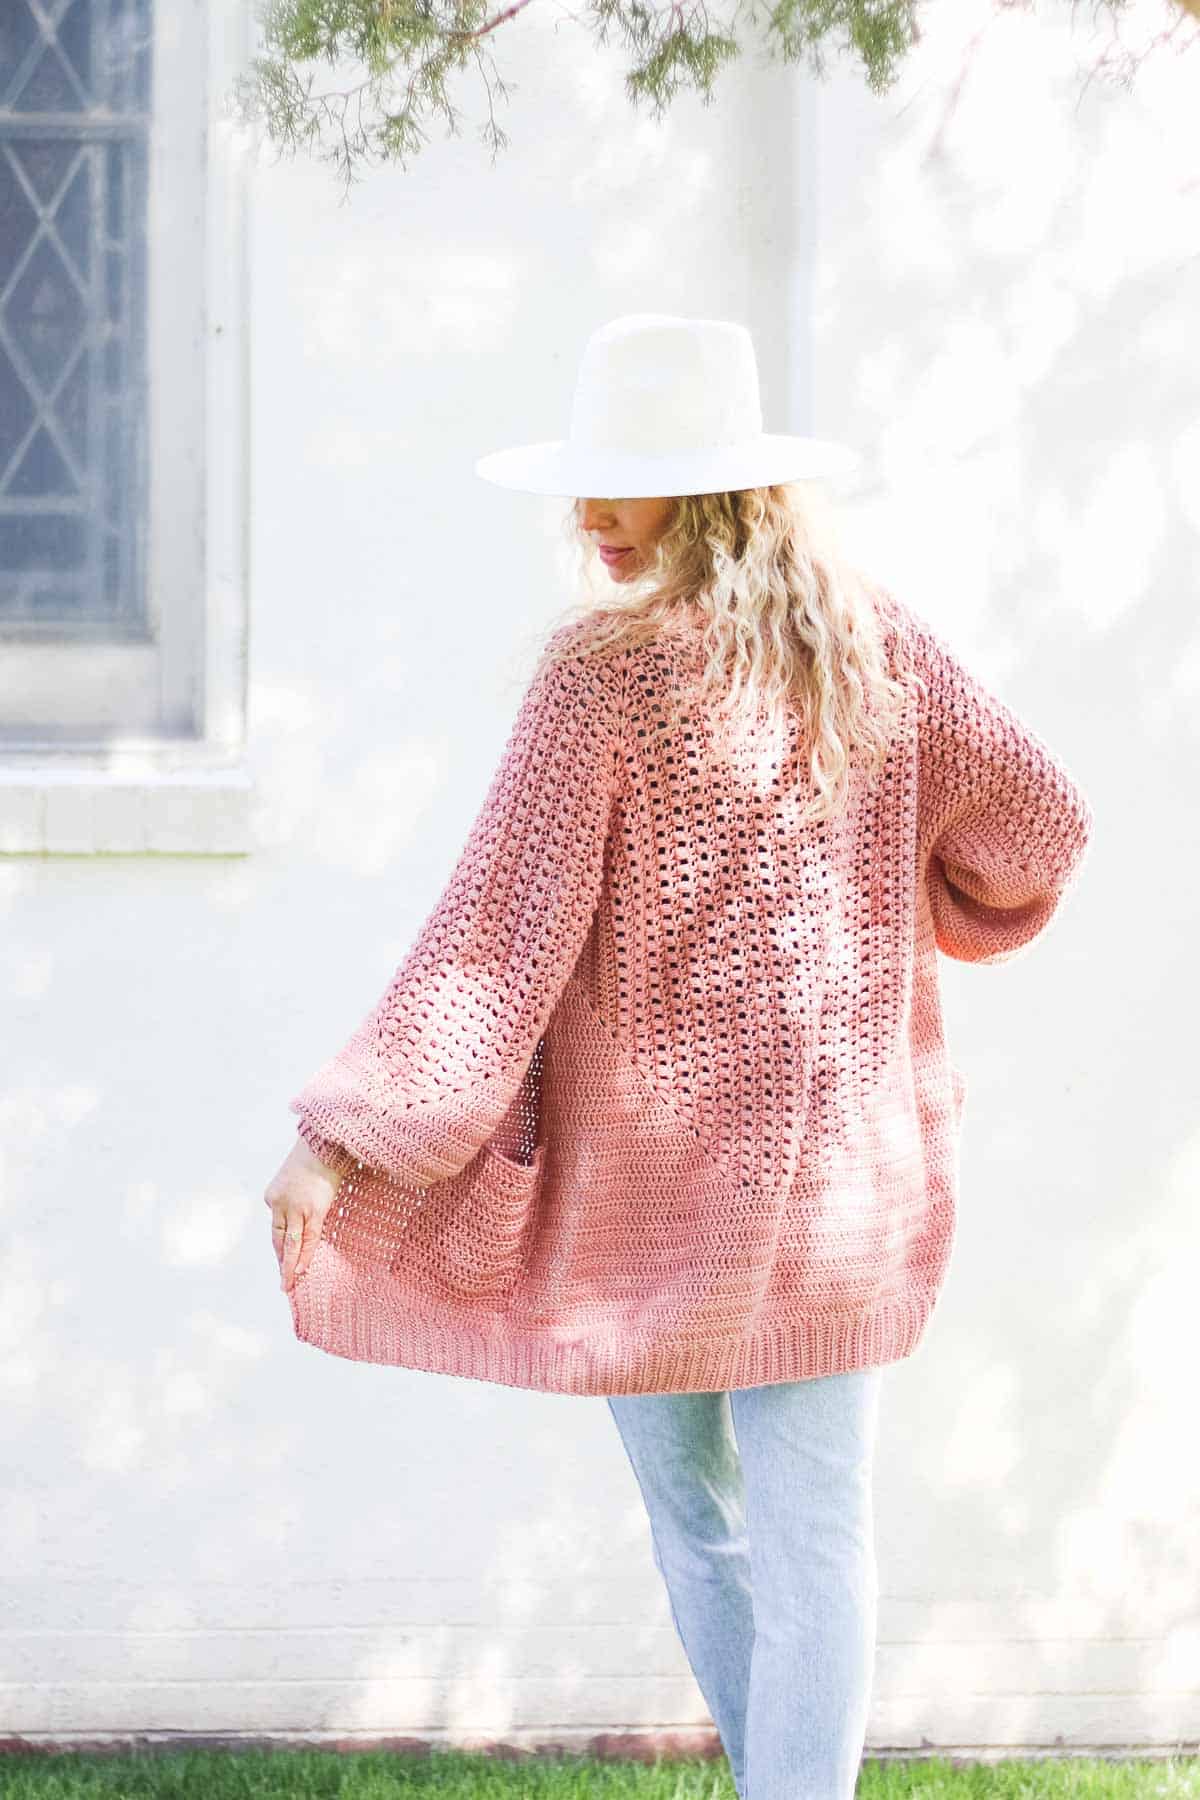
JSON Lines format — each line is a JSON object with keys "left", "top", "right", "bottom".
{"left": 531, "top": 481, "right": 921, "bottom": 828}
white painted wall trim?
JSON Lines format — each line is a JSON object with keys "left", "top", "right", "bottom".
{"left": 0, "top": 765, "right": 251, "bottom": 853}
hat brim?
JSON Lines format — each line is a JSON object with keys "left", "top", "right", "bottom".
{"left": 474, "top": 434, "right": 859, "bottom": 498}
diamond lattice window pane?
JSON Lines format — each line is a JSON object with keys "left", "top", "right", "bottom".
{"left": 0, "top": 346, "right": 35, "bottom": 466}
{"left": 10, "top": 424, "right": 77, "bottom": 496}
{"left": 0, "top": 6, "right": 46, "bottom": 109}
{"left": 15, "top": 45, "right": 83, "bottom": 114}
{"left": 9, "top": 237, "right": 86, "bottom": 385}
{"left": 0, "top": 0, "right": 151, "bottom": 634}
{"left": 56, "top": 0, "right": 94, "bottom": 101}
{"left": 0, "top": 152, "right": 39, "bottom": 287}
{"left": 14, "top": 138, "right": 77, "bottom": 206}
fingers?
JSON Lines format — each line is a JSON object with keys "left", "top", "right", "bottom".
{"left": 269, "top": 1209, "right": 290, "bottom": 1281}
{"left": 278, "top": 1211, "right": 307, "bottom": 1292}
{"left": 267, "top": 1196, "right": 308, "bottom": 1293}
{"left": 265, "top": 1160, "right": 332, "bottom": 1295}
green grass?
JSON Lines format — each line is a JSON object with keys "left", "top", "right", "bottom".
{"left": 0, "top": 1749, "right": 1197, "bottom": 1798}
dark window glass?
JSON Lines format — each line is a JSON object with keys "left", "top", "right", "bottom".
{"left": 0, "top": 0, "right": 151, "bottom": 639}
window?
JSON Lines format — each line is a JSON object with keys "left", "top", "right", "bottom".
{"left": 0, "top": 0, "right": 250, "bottom": 853}
{"left": 1, "top": 0, "right": 150, "bottom": 645}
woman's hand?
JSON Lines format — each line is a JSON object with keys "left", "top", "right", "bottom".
{"left": 265, "top": 1136, "right": 345, "bottom": 1293}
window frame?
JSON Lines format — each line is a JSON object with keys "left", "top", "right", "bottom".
{"left": 0, "top": 0, "right": 252, "bottom": 855}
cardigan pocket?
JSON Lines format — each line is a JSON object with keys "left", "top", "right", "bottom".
{"left": 386, "top": 1137, "right": 547, "bottom": 1305}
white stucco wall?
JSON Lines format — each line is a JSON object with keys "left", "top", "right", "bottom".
{"left": 810, "top": 0, "right": 1200, "bottom": 1751}
{"left": 1, "top": 0, "right": 1196, "bottom": 1760}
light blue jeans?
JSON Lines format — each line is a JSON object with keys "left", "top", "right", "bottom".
{"left": 606, "top": 1365, "right": 883, "bottom": 1800}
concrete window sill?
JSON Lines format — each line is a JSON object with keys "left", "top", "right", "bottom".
{"left": 0, "top": 768, "right": 254, "bottom": 856}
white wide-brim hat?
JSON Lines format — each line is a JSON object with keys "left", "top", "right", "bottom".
{"left": 474, "top": 312, "right": 859, "bottom": 499}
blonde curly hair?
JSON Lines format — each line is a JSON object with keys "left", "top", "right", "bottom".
{"left": 532, "top": 482, "right": 920, "bottom": 828}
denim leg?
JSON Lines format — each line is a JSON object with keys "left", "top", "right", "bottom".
{"left": 606, "top": 1390, "right": 754, "bottom": 1799}
{"left": 731, "top": 1367, "right": 883, "bottom": 1800}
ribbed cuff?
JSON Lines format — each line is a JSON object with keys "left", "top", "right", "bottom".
{"left": 293, "top": 1113, "right": 360, "bottom": 1178}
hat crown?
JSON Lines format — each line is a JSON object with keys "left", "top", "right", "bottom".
{"left": 568, "top": 314, "right": 763, "bottom": 458}
{"left": 473, "top": 310, "right": 858, "bottom": 497}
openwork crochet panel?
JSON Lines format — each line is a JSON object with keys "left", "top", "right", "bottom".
{"left": 287, "top": 597, "right": 1093, "bottom": 1394}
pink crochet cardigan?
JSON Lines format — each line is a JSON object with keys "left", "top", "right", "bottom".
{"left": 286, "top": 591, "right": 1093, "bottom": 1394}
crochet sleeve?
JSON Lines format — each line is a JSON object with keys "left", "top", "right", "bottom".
{"left": 287, "top": 624, "right": 626, "bottom": 1185}
{"left": 900, "top": 602, "right": 1094, "bottom": 965}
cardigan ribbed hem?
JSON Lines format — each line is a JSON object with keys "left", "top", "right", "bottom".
{"left": 288, "top": 1275, "right": 939, "bottom": 1395}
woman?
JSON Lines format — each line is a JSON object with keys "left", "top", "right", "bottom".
{"left": 264, "top": 314, "right": 1093, "bottom": 1797}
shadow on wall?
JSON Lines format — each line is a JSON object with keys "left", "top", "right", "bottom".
{"left": 811, "top": 0, "right": 1199, "bottom": 1749}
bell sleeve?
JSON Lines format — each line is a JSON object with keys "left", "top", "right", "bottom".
{"left": 287, "top": 623, "right": 627, "bottom": 1185}
{"left": 899, "top": 599, "right": 1095, "bottom": 965}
